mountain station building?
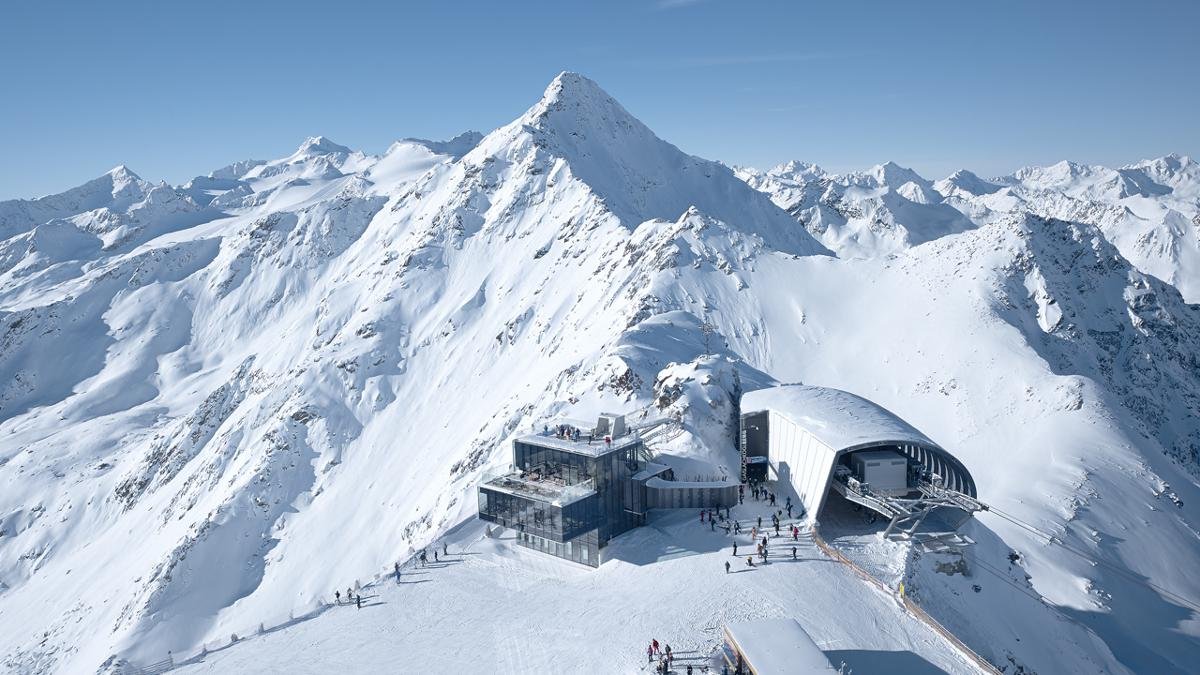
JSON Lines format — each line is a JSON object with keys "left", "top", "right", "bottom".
{"left": 740, "top": 385, "right": 982, "bottom": 537}
{"left": 478, "top": 413, "right": 736, "bottom": 567}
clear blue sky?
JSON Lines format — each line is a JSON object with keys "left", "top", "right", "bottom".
{"left": 2, "top": 0, "right": 1197, "bottom": 199}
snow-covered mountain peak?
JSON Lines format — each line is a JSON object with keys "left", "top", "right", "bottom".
{"left": 105, "top": 164, "right": 142, "bottom": 184}
{"left": 866, "top": 160, "right": 930, "bottom": 189}
{"left": 935, "top": 169, "right": 1002, "bottom": 197}
{"left": 513, "top": 70, "right": 661, "bottom": 156}
{"left": 531, "top": 71, "right": 624, "bottom": 118}
{"left": 291, "top": 135, "right": 353, "bottom": 159}
{"left": 456, "top": 72, "right": 827, "bottom": 256}
{"left": 396, "top": 131, "right": 484, "bottom": 159}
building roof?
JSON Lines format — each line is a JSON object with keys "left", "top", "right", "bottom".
{"left": 481, "top": 473, "right": 596, "bottom": 506}
{"left": 517, "top": 431, "right": 643, "bottom": 457}
{"left": 741, "top": 384, "right": 940, "bottom": 453}
{"left": 724, "top": 618, "right": 838, "bottom": 674}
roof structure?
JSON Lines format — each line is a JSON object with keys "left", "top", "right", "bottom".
{"left": 724, "top": 618, "right": 838, "bottom": 674}
{"left": 741, "top": 384, "right": 938, "bottom": 453}
{"left": 517, "top": 430, "right": 643, "bottom": 457}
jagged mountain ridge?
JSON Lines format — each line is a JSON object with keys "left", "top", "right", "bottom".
{"left": 739, "top": 154, "right": 1200, "bottom": 301}
{"left": 0, "top": 73, "right": 1198, "bottom": 674}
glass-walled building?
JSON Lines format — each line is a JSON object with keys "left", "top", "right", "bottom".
{"left": 479, "top": 413, "right": 738, "bottom": 568}
{"left": 478, "top": 418, "right": 647, "bottom": 568}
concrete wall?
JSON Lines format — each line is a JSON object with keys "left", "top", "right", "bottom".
{"left": 766, "top": 410, "right": 839, "bottom": 523}
{"left": 645, "top": 481, "right": 737, "bottom": 510}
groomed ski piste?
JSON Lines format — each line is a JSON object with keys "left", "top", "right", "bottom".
{"left": 170, "top": 496, "right": 983, "bottom": 675}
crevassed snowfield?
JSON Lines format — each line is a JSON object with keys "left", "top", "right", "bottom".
{"left": 1, "top": 72, "right": 1198, "bottom": 674}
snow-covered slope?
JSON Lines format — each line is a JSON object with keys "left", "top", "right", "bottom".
{"left": 1, "top": 73, "right": 1198, "bottom": 674}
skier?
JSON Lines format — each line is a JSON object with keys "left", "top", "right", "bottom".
{"left": 700, "top": 509, "right": 705, "bottom": 523}
{"left": 725, "top": 560, "right": 731, "bottom": 574}
{"left": 787, "top": 504, "right": 793, "bottom": 519}
{"left": 356, "top": 594, "right": 362, "bottom": 610}
{"left": 756, "top": 515, "right": 762, "bottom": 529}
{"left": 746, "top": 556, "right": 754, "bottom": 568}
{"left": 443, "top": 542, "right": 448, "bottom": 557}
{"left": 774, "top": 522, "right": 780, "bottom": 536}
{"left": 394, "top": 562, "right": 401, "bottom": 581}
{"left": 652, "top": 639, "right": 660, "bottom": 655}
{"left": 433, "top": 550, "right": 438, "bottom": 563}
{"left": 733, "top": 542, "right": 738, "bottom": 557}
{"left": 346, "top": 587, "right": 353, "bottom": 602}
{"left": 710, "top": 519, "right": 715, "bottom": 531}
{"left": 647, "top": 644, "right": 654, "bottom": 663}
{"left": 335, "top": 590, "right": 341, "bottom": 605}
{"left": 792, "top": 546, "right": 797, "bottom": 560}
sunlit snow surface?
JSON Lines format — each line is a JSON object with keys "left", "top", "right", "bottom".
{"left": 1, "top": 73, "right": 1199, "bottom": 674}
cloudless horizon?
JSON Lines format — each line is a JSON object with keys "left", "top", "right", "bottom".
{"left": 2, "top": 0, "right": 1197, "bottom": 199}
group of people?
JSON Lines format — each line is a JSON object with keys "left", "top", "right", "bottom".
{"left": 699, "top": 507, "right": 733, "bottom": 532}
{"left": 338, "top": 542, "right": 453, "bottom": 609}
{"left": 646, "top": 640, "right": 695, "bottom": 673}
{"left": 333, "top": 587, "right": 363, "bottom": 609}
{"left": 416, "top": 541, "right": 449, "bottom": 568}
{"left": 721, "top": 484, "right": 806, "bottom": 573}
{"left": 545, "top": 423, "right": 586, "bottom": 442}
{"left": 750, "top": 483, "right": 776, "bottom": 506}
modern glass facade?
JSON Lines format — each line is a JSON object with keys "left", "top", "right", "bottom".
{"left": 479, "top": 433, "right": 648, "bottom": 568}
{"left": 477, "top": 486, "right": 600, "bottom": 543}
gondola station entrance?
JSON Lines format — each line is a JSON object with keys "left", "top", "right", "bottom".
{"left": 739, "top": 385, "right": 984, "bottom": 539}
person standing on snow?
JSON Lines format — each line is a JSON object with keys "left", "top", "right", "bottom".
{"left": 647, "top": 644, "right": 654, "bottom": 662}
{"left": 335, "top": 590, "right": 341, "bottom": 605}
{"left": 356, "top": 594, "right": 362, "bottom": 609}
{"left": 733, "top": 542, "right": 738, "bottom": 557}
{"left": 792, "top": 546, "right": 798, "bottom": 560}
{"left": 725, "top": 560, "right": 731, "bottom": 574}
{"left": 443, "top": 542, "right": 448, "bottom": 557}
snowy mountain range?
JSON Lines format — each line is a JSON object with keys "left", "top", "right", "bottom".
{"left": 1, "top": 72, "right": 1198, "bottom": 674}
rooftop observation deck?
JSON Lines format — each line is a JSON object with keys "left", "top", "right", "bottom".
{"left": 518, "top": 428, "right": 644, "bottom": 457}
{"left": 481, "top": 471, "right": 597, "bottom": 507}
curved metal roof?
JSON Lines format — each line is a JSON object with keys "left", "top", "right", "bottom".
{"left": 741, "top": 384, "right": 977, "bottom": 497}
{"left": 741, "top": 384, "right": 939, "bottom": 453}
